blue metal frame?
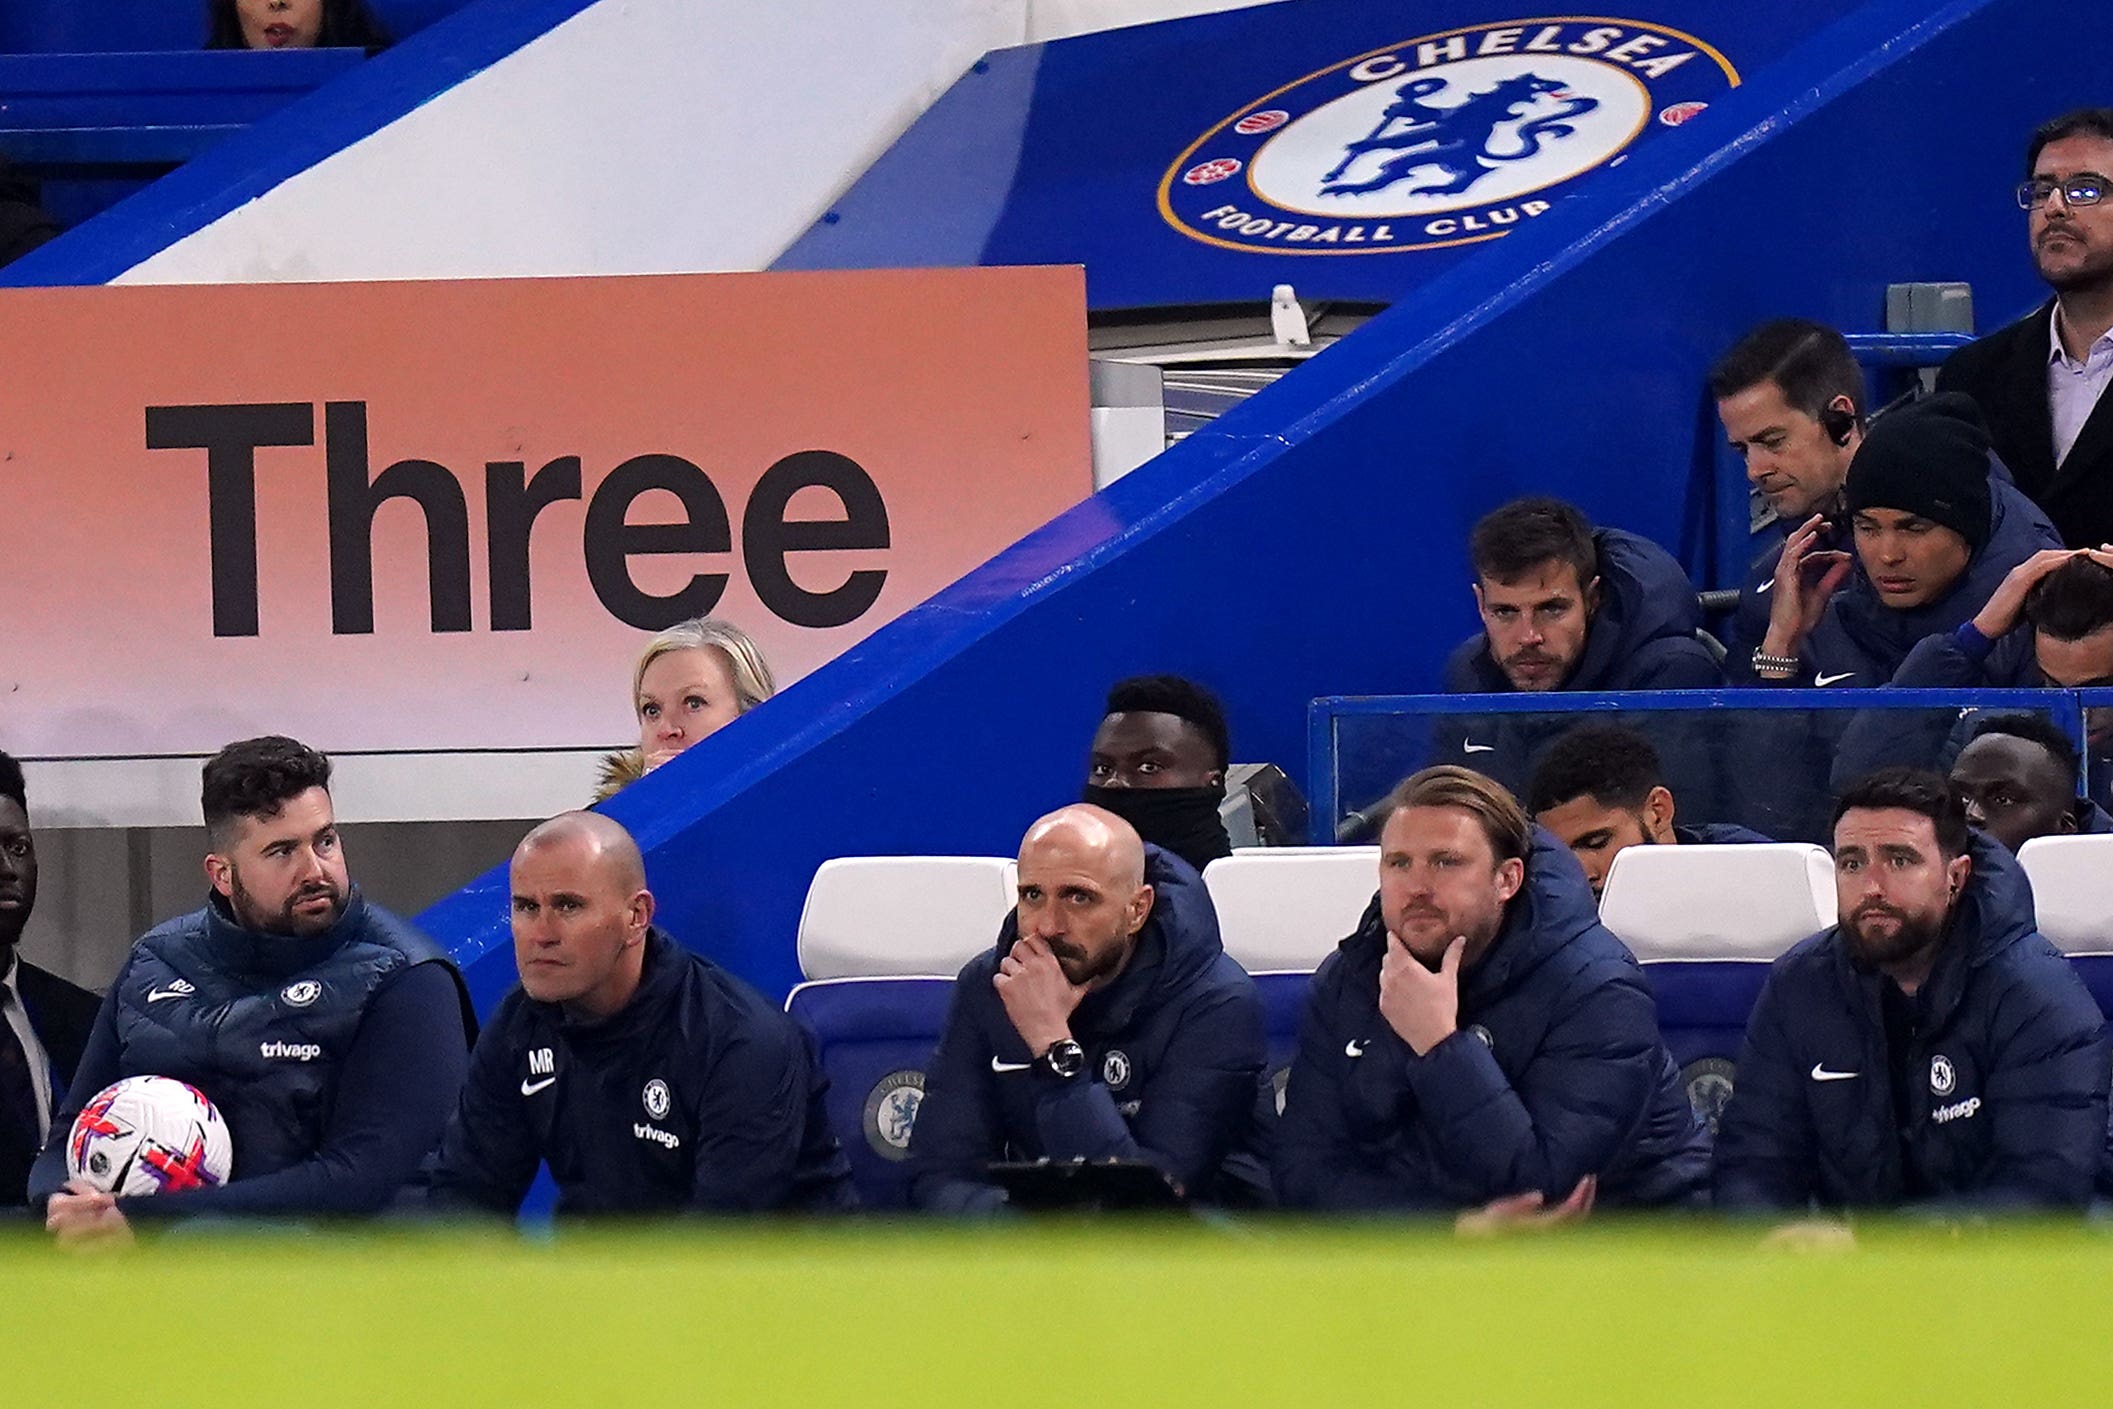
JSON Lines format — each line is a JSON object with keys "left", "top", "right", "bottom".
{"left": 1309, "top": 688, "right": 2088, "bottom": 836}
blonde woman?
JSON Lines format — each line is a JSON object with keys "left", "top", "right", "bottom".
{"left": 594, "top": 619, "right": 776, "bottom": 802}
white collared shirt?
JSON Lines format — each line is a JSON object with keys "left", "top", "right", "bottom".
{"left": 2047, "top": 304, "right": 2113, "bottom": 467}
{"left": 0, "top": 954, "right": 56, "bottom": 1141}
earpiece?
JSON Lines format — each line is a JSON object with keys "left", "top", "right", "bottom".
{"left": 1820, "top": 402, "right": 1857, "bottom": 447}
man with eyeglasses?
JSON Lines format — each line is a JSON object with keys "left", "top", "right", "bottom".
{"left": 1941, "top": 108, "right": 2113, "bottom": 550}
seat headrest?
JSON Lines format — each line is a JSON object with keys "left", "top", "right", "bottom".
{"left": 2017, "top": 835, "right": 2113, "bottom": 954}
{"left": 1202, "top": 847, "right": 1379, "bottom": 971}
{"left": 1600, "top": 843, "right": 1833, "bottom": 962}
{"left": 797, "top": 856, "right": 1016, "bottom": 980}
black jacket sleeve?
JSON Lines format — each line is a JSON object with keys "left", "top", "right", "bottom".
{"left": 27, "top": 983, "right": 124, "bottom": 1208}
{"left": 1272, "top": 959, "right": 1424, "bottom": 1210}
{"left": 1711, "top": 969, "right": 1818, "bottom": 1212}
{"left": 1973, "top": 970, "right": 2109, "bottom": 1208}
{"left": 1399, "top": 969, "right": 1666, "bottom": 1203}
{"left": 686, "top": 1013, "right": 821, "bottom": 1213}
{"left": 422, "top": 1000, "right": 540, "bottom": 1217}
{"left": 1029, "top": 981, "right": 1263, "bottom": 1196}
{"left": 906, "top": 972, "right": 1010, "bottom": 1214}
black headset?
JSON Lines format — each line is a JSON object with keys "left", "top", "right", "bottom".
{"left": 1820, "top": 402, "right": 1857, "bottom": 447}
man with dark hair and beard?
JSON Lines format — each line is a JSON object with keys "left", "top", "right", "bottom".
{"left": 1082, "top": 675, "right": 1235, "bottom": 873}
{"left": 31, "top": 736, "right": 475, "bottom": 1243}
{"left": 1714, "top": 767, "right": 2107, "bottom": 1215}
{"left": 1940, "top": 108, "right": 2113, "bottom": 548}
{"left": 908, "top": 804, "right": 1266, "bottom": 1212}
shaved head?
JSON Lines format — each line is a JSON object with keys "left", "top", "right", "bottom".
{"left": 510, "top": 811, "right": 653, "bottom": 1019}
{"left": 1015, "top": 804, "right": 1153, "bottom": 989}
{"left": 1020, "top": 804, "right": 1147, "bottom": 890}
{"left": 514, "top": 811, "right": 647, "bottom": 893}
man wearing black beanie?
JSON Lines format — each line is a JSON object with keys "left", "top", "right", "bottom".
{"left": 1748, "top": 393, "right": 2062, "bottom": 688}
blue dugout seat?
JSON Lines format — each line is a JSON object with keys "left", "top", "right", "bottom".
{"left": 1599, "top": 843, "right": 1834, "bottom": 1132}
{"left": 785, "top": 976, "right": 953, "bottom": 1212}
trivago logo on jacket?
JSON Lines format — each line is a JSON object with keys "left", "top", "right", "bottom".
{"left": 1158, "top": 17, "right": 1737, "bottom": 255}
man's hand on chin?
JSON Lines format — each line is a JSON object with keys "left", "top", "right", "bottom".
{"left": 47, "top": 1180, "right": 135, "bottom": 1251}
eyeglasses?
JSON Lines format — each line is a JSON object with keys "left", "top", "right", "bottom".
{"left": 2017, "top": 174, "right": 2109, "bottom": 210}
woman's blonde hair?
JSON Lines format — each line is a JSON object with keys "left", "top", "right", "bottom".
{"left": 631, "top": 617, "right": 777, "bottom": 716}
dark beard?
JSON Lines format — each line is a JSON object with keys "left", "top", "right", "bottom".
{"left": 1846, "top": 901, "right": 1947, "bottom": 971}
{"left": 230, "top": 869, "right": 346, "bottom": 937}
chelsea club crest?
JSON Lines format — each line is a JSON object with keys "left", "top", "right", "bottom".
{"left": 1158, "top": 18, "right": 1737, "bottom": 255}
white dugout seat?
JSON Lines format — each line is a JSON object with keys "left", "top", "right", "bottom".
{"left": 1599, "top": 843, "right": 1834, "bottom": 961}
{"left": 2017, "top": 835, "right": 2113, "bottom": 954}
{"left": 1202, "top": 847, "right": 1379, "bottom": 972}
{"left": 795, "top": 855, "right": 1016, "bottom": 980}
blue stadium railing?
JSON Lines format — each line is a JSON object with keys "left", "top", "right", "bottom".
{"left": 1310, "top": 689, "right": 2095, "bottom": 843}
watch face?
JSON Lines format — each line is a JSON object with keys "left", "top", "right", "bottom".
{"left": 1047, "top": 1040, "right": 1085, "bottom": 1078}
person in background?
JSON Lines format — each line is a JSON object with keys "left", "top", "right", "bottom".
{"left": 30, "top": 737, "right": 474, "bottom": 1243}
{"left": 1940, "top": 108, "right": 2113, "bottom": 549}
{"left": 1708, "top": 319, "right": 1869, "bottom": 682}
{"left": 1083, "top": 674, "right": 1235, "bottom": 874}
{"left": 1527, "top": 724, "right": 1772, "bottom": 901}
{"left": 1274, "top": 766, "right": 1709, "bottom": 1219}
{"left": 594, "top": 617, "right": 776, "bottom": 802}
{"left": 1713, "top": 768, "right": 2107, "bottom": 1215}
{"left": 206, "top": 0, "right": 392, "bottom": 51}
{"left": 1948, "top": 713, "right": 2112, "bottom": 854}
{"left": 908, "top": 805, "right": 1266, "bottom": 1214}
{"left": 423, "top": 813, "right": 854, "bottom": 1217}
{"left": 0, "top": 752, "right": 100, "bottom": 1203}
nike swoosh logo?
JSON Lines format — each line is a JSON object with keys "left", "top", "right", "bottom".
{"left": 1809, "top": 1064, "right": 1859, "bottom": 1082}
{"left": 1344, "top": 1039, "right": 1369, "bottom": 1058}
{"left": 1463, "top": 742, "right": 1495, "bottom": 754}
{"left": 520, "top": 1076, "right": 557, "bottom": 1096}
{"left": 146, "top": 988, "right": 189, "bottom": 1003}
{"left": 1815, "top": 672, "right": 1856, "bottom": 687}
{"left": 990, "top": 1058, "right": 1032, "bottom": 1073}
{"left": 1757, "top": 579, "right": 1775, "bottom": 594}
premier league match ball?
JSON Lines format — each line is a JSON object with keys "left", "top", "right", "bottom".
{"left": 65, "top": 1075, "right": 234, "bottom": 1196}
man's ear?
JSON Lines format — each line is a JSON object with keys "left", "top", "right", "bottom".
{"left": 203, "top": 852, "right": 233, "bottom": 900}
{"left": 1946, "top": 852, "right": 1973, "bottom": 899}
{"left": 1472, "top": 580, "right": 1488, "bottom": 616}
{"left": 1643, "top": 785, "right": 1677, "bottom": 841}
{"left": 627, "top": 888, "right": 656, "bottom": 938}
{"left": 2062, "top": 801, "right": 2082, "bottom": 837}
{"left": 1583, "top": 575, "right": 1603, "bottom": 618}
{"left": 1128, "top": 884, "right": 1155, "bottom": 936}
{"left": 1495, "top": 857, "right": 1526, "bottom": 906}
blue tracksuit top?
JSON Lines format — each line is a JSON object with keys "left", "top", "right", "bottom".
{"left": 1274, "top": 830, "right": 1710, "bottom": 1211}
{"left": 907, "top": 845, "right": 1267, "bottom": 1213}
{"left": 425, "top": 927, "right": 855, "bottom": 1216}
{"left": 1713, "top": 834, "right": 2108, "bottom": 1212}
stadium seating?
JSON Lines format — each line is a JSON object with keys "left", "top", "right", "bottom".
{"left": 2017, "top": 835, "right": 2113, "bottom": 1023}
{"left": 1201, "top": 847, "right": 1376, "bottom": 972}
{"left": 1600, "top": 843, "right": 1834, "bottom": 1130}
{"left": 785, "top": 975, "right": 954, "bottom": 1211}
{"left": 1202, "top": 847, "right": 1377, "bottom": 1105}
{"left": 795, "top": 855, "right": 1015, "bottom": 981}
{"left": 787, "top": 855, "right": 1015, "bottom": 1209}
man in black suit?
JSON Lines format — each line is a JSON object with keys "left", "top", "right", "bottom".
{"left": 0, "top": 751, "right": 101, "bottom": 1203}
{"left": 1940, "top": 108, "right": 2113, "bottom": 549}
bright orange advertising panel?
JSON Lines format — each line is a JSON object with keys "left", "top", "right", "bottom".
{"left": 0, "top": 268, "right": 1090, "bottom": 757}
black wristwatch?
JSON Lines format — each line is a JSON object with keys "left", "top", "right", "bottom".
{"left": 1035, "top": 1038, "right": 1086, "bottom": 1080}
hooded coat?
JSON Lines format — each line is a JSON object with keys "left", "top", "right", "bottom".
{"left": 1713, "top": 834, "right": 2108, "bottom": 1211}
{"left": 907, "top": 846, "right": 1266, "bottom": 1213}
{"left": 1273, "top": 830, "right": 1710, "bottom": 1211}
